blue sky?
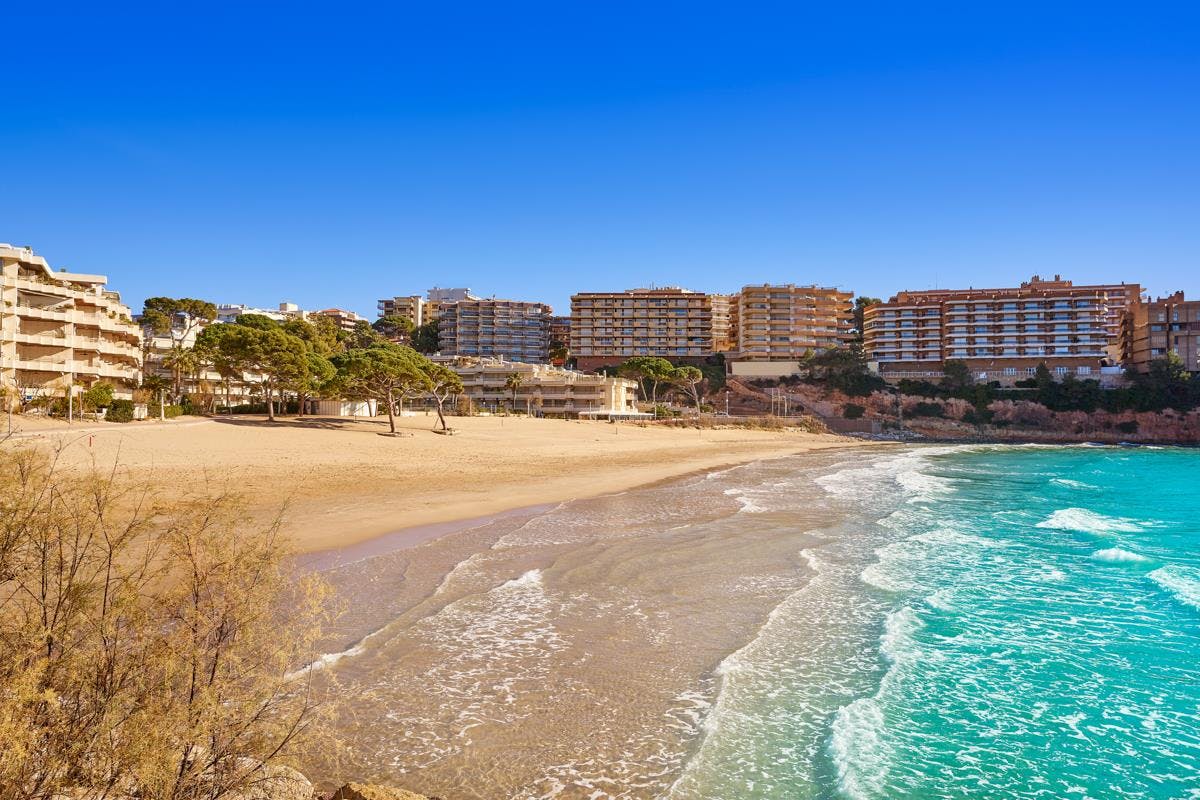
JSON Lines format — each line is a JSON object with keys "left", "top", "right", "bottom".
{"left": 2, "top": 2, "right": 1197, "bottom": 317}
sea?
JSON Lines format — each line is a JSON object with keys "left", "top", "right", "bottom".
{"left": 304, "top": 444, "right": 1200, "bottom": 799}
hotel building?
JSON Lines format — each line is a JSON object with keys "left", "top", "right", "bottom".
{"left": 438, "top": 356, "right": 643, "bottom": 418}
{"left": 728, "top": 284, "right": 853, "bottom": 377}
{"left": 1126, "top": 291, "right": 1200, "bottom": 374}
{"left": 437, "top": 298, "right": 553, "bottom": 362}
{"left": 863, "top": 275, "right": 1140, "bottom": 385}
{"left": 569, "top": 287, "right": 714, "bottom": 371}
{"left": 1, "top": 244, "right": 142, "bottom": 402}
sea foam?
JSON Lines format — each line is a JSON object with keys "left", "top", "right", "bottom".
{"left": 1149, "top": 566, "right": 1200, "bottom": 611}
{"left": 1092, "top": 548, "right": 1150, "bottom": 564}
{"left": 1035, "top": 507, "right": 1149, "bottom": 535}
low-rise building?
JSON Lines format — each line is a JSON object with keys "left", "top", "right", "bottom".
{"left": 728, "top": 284, "right": 853, "bottom": 377}
{"left": 864, "top": 275, "right": 1139, "bottom": 385}
{"left": 215, "top": 301, "right": 305, "bottom": 323}
{"left": 570, "top": 287, "right": 714, "bottom": 371}
{"left": 438, "top": 356, "right": 643, "bottom": 418}
{"left": 1, "top": 244, "right": 142, "bottom": 403}
{"left": 1126, "top": 291, "right": 1200, "bottom": 374}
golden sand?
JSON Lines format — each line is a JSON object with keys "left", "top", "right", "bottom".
{"left": 14, "top": 413, "right": 870, "bottom": 553}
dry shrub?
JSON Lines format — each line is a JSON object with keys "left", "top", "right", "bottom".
{"left": 0, "top": 444, "right": 332, "bottom": 800}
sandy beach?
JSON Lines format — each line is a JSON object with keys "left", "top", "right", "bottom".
{"left": 12, "top": 413, "right": 869, "bottom": 553}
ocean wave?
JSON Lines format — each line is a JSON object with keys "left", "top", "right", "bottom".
{"left": 1148, "top": 565, "right": 1200, "bottom": 611}
{"left": 723, "top": 487, "right": 766, "bottom": 514}
{"left": 1035, "top": 508, "right": 1150, "bottom": 535}
{"left": 830, "top": 607, "right": 924, "bottom": 800}
{"left": 1051, "top": 477, "right": 1099, "bottom": 490}
{"left": 1092, "top": 548, "right": 1150, "bottom": 564}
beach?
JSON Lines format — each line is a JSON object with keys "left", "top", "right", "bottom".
{"left": 15, "top": 413, "right": 866, "bottom": 554}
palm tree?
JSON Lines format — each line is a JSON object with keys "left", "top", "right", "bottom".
{"left": 504, "top": 372, "right": 523, "bottom": 412}
{"left": 161, "top": 345, "right": 199, "bottom": 403}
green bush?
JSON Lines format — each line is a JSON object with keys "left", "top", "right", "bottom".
{"left": 843, "top": 403, "right": 865, "bottom": 419}
{"left": 107, "top": 399, "right": 135, "bottom": 423}
{"left": 163, "top": 404, "right": 184, "bottom": 419}
{"left": 82, "top": 382, "right": 115, "bottom": 411}
{"left": 911, "top": 401, "right": 946, "bottom": 418}
{"left": 1116, "top": 420, "right": 1139, "bottom": 434}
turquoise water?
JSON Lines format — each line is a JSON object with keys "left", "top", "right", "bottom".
{"left": 672, "top": 445, "right": 1200, "bottom": 799}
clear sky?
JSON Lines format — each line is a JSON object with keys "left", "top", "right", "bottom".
{"left": 2, "top": 2, "right": 1197, "bottom": 317}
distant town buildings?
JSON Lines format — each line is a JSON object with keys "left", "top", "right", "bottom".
{"left": 863, "top": 275, "right": 1140, "bottom": 385}
{"left": 377, "top": 294, "right": 426, "bottom": 326}
{"left": 1126, "top": 291, "right": 1200, "bottom": 374}
{"left": 570, "top": 287, "right": 715, "bottom": 371}
{"left": 710, "top": 293, "right": 736, "bottom": 353}
{"left": 1, "top": 243, "right": 142, "bottom": 402}
{"left": 728, "top": 284, "right": 853, "bottom": 377}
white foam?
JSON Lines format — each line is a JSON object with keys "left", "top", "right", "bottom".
{"left": 1092, "top": 548, "right": 1150, "bottom": 564}
{"left": 1035, "top": 508, "right": 1149, "bottom": 535}
{"left": 1149, "top": 565, "right": 1200, "bottom": 611}
{"left": 1051, "top": 477, "right": 1099, "bottom": 490}
{"left": 830, "top": 697, "right": 888, "bottom": 800}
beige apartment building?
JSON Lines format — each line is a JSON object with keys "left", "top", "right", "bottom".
{"left": 437, "top": 298, "right": 552, "bottom": 362}
{"left": 863, "top": 275, "right": 1139, "bottom": 385}
{"left": 570, "top": 287, "right": 715, "bottom": 371}
{"left": 436, "top": 356, "right": 644, "bottom": 418}
{"left": 1126, "top": 291, "right": 1200, "bottom": 374}
{"left": 729, "top": 284, "right": 853, "bottom": 377}
{"left": 378, "top": 294, "right": 426, "bottom": 326}
{"left": 710, "top": 293, "right": 736, "bottom": 353}
{"left": 314, "top": 307, "right": 366, "bottom": 332}
{"left": 1, "top": 244, "right": 142, "bottom": 404}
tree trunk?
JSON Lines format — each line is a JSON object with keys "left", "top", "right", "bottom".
{"left": 266, "top": 385, "right": 275, "bottom": 421}
{"left": 297, "top": 391, "right": 307, "bottom": 418}
{"left": 386, "top": 388, "right": 397, "bottom": 433}
{"left": 434, "top": 396, "right": 447, "bottom": 430}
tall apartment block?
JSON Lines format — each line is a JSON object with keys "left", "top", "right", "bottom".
{"left": 728, "top": 284, "right": 853, "bottom": 377}
{"left": 1, "top": 244, "right": 142, "bottom": 402}
{"left": 314, "top": 307, "right": 366, "bottom": 332}
{"left": 863, "top": 275, "right": 1140, "bottom": 385}
{"left": 437, "top": 298, "right": 552, "bottom": 362}
{"left": 710, "top": 293, "right": 736, "bottom": 353}
{"left": 569, "top": 288, "right": 715, "bottom": 371}
{"left": 377, "top": 287, "right": 477, "bottom": 328}
{"left": 1125, "top": 291, "right": 1200, "bottom": 374}
{"left": 377, "top": 295, "right": 426, "bottom": 326}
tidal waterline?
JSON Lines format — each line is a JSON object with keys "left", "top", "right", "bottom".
{"left": 303, "top": 444, "right": 1200, "bottom": 799}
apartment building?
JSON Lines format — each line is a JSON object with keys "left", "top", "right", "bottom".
{"left": 437, "top": 356, "right": 644, "bottom": 418}
{"left": 314, "top": 307, "right": 366, "bottom": 332}
{"left": 1126, "top": 291, "right": 1200, "bottom": 374}
{"left": 863, "top": 275, "right": 1140, "bottom": 385}
{"left": 215, "top": 301, "right": 305, "bottom": 323}
{"left": 570, "top": 287, "right": 714, "bottom": 371}
{"left": 437, "top": 298, "right": 552, "bottom": 362}
{"left": 729, "top": 284, "right": 853, "bottom": 377}
{"left": 378, "top": 294, "right": 426, "bottom": 326}
{"left": 710, "top": 293, "right": 736, "bottom": 353}
{"left": 1, "top": 244, "right": 142, "bottom": 402}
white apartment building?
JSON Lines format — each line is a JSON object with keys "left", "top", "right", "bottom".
{"left": 436, "top": 356, "right": 643, "bottom": 418}
{"left": 1, "top": 244, "right": 142, "bottom": 403}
